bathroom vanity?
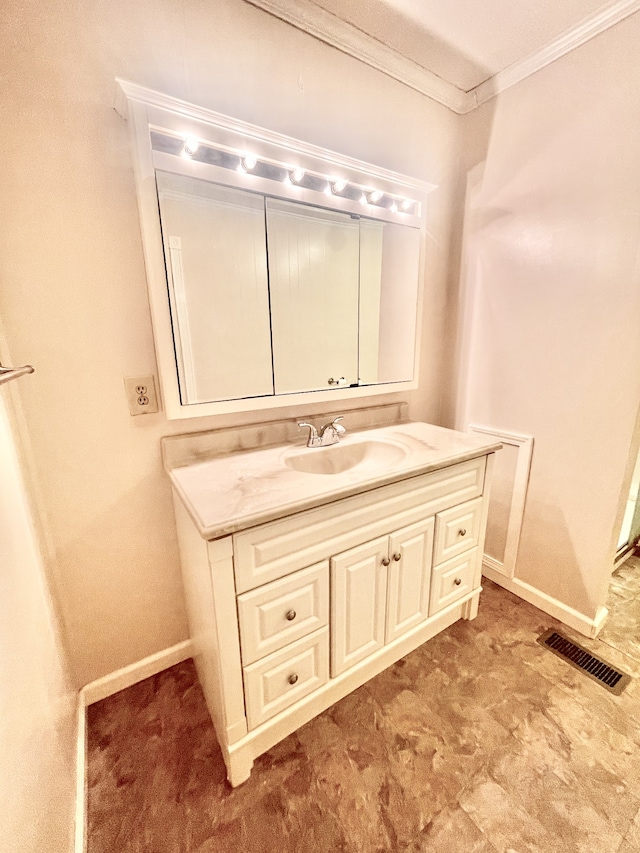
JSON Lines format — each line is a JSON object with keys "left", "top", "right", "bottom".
{"left": 164, "top": 413, "right": 500, "bottom": 786}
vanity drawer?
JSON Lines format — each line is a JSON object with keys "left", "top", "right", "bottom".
{"left": 233, "top": 456, "right": 486, "bottom": 592}
{"left": 237, "top": 561, "right": 329, "bottom": 665}
{"left": 429, "top": 549, "right": 477, "bottom": 615}
{"left": 433, "top": 497, "right": 483, "bottom": 566}
{"left": 243, "top": 627, "right": 329, "bottom": 729}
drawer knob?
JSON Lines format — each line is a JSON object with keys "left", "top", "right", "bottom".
{"left": 393, "top": 552, "right": 402, "bottom": 561}
{"left": 285, "top": 609, "right": 297, "bottom": 621}
{"left": 288, "top": 673, "right": 299, "bottom": 685}
{"left": 382, "top": 557, "right": 391, "bottom": 566}
{"left": 454, "top": 577, "right": 462, "bottom": 586}
{"left": 458, "top": 528, "right": 467, "bottom": 537}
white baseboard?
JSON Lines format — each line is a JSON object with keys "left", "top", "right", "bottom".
{"left": 75, "top": 692, "right": 87, "bottom": 853}
{"left": 80, "top": 639, "right": 193, "bottom": 706}
{"left": 74, "top": 640, "right": 193, "bottom": 852}
{"left": 483, "top": 564, "right": 609, "bottom": 639}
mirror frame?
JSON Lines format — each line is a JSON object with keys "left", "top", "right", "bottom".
{"left": 115, "top": 79, "right": 434, "bottom": 420}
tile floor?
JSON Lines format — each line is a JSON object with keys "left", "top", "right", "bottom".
{"left": 87, "top": 555, "right": 640, "bottom": 853}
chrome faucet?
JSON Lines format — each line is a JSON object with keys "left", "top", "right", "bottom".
{"left": 298, "top": 417, "right": 346, "bottom": 448}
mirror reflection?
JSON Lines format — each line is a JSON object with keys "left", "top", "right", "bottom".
{"left": 156, "top": 171, "right": 421, "bottom": 406}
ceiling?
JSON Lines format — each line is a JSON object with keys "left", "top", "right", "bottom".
{"left": 245, "top": 0, "right": 640, "bottom": 112}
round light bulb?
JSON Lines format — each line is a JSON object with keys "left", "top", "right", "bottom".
{"left": 183, "top": 136, "right": 199, "bottom": 157}
{"left": 290, "top": 167, "right": 305, "bottom": 184}
{"left": 331, "top": 179, "right": 347, "bottom": 194}
{"left": 401, "top": 199, "right": 412, "bottom": 211}
{"left": 241, "top": 154, "right": 257, "bottom": 171}
{"left": 367, "top": 190, "right": 383, "bottom": 204}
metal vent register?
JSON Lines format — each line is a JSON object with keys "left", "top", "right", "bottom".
{"left": 537, "top": 629, "right": 632, "bottom": 695}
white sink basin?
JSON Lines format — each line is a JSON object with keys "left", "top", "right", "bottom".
{"left": 283, "top": 438, "right": 408, "bottom": 475}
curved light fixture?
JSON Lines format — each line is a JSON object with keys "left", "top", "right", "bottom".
{"left": 182, "top": 136, "right": 200, "bottom": 157}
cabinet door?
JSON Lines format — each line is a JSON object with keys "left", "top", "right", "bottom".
{"left": 330, "top": 536, "right": 388, "bottom": 677}
{"left": 386, "top": 517, "right": 435, "bottom": 643}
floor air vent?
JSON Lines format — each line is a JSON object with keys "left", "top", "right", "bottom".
{"left": 537, "top": 629, "right": 632, "bottom": 695}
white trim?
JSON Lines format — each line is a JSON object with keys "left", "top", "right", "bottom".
{"left": 242, "top": 0, "right": 640, "bottom": 114}
{"left": 241, "top": 0, "right": 470, "bottom": 114}
{"left": 469, "top": 425, "right": 534, "bottom": 579}
{"left": 81, "top": 639, "right": 193, "bottom": 705}
{"left": 483, "top": 564, "right": 609, "bottom": 638}
{"left": 75, "top": 692, "right": 87, "bottom": 853}
{"left": 473, "top": 0, "right": 640, "bottom": 107}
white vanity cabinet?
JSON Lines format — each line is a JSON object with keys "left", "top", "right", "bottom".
{"left": 170, "top": 437, "right": 497, "bottom": 788}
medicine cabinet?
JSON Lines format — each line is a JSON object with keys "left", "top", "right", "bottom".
{"left": 116, "top": 80, "right": 433, "bottom": 419}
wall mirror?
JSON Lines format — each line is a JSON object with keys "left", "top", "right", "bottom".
{"left": 116, "top": 80, "right": 433, "bottom": 419}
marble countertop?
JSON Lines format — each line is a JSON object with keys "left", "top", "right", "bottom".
{"left": 168, "top": 421, "right": 501, "bottom": 540}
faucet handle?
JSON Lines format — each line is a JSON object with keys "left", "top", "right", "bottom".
{"left": 330, "top": 417, "right": 346, "bottom": 435}
{"left": 298, "top": 421, "right": 317, "bottom": 435}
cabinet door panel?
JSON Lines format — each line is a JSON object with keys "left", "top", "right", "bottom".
{"left": 386, "top": 517, "right": 435, "bottom": 642}
{"left": 330, "top": 537, "right": 388, "bottom": 677}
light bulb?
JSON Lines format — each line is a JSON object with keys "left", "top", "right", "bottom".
{"left": 367, "top": 190, "right": 383, "bottom": 204}
{"left": 390, "top": 201, "right": 398, "bottom": 213}
{"left": 290, "top": 167, "right": 305, "bottom": 184}
{"left": 401, "top": 199, "right": 412, "bottom": 211}
{"left": 183, "top": 136, "right": 199, "bottom": 157}
{"left": 239, "top": 154, "right": 257, "bottom": 172}
{"left": 331, "top": 179, "right": 347, "bottom": 194}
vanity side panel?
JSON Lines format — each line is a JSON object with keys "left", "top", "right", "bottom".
{"left": 473, "top": 452, "right": 496, "bottom": 591}
{"left": 172, "top": 494, "right": 248, "bottom": 745}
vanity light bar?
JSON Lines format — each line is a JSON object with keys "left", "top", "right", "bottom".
{"left": 152, "top": 130, "right": 418, "bottom": 216}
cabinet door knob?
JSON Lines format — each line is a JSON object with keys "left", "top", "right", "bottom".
{"left": 285, "top": 609, "right": 297, "bottom": 621}
{"left": 454, "top": 577, "right": 462, "bottom": 586}
{"left": 458, "top": 528, "right": 467, "bottom": 537}
{"left": 381, "top": 557, "right": 390, "bottom": 566}
{"left": 288, "top": 673, "right": 299, "bottom": 685}
{"left": 393, "top": 552, "right": 402, "bottom": 561}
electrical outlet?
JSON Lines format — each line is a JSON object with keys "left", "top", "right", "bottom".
{"left": 124, "top": 375, "right": 159, "bottom": 415}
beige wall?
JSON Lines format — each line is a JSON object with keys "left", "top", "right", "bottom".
{"left": 0, "top": 388, "right": 76, "bottom": 852}
{"left": 450, "top": 15, "right": 640, "bottom": 619}
{"left": 0, "top": 0, "right": 463, "bottom": 684}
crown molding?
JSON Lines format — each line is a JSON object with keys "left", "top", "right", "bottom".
{"left": 243, "top": 0, "right": 473, "bottom": 114}
{"left": 472, "top": 0, "right": 640, "bottom": 108}
{"left": 244, "top": 0, "right": 640, "bottom": 114}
